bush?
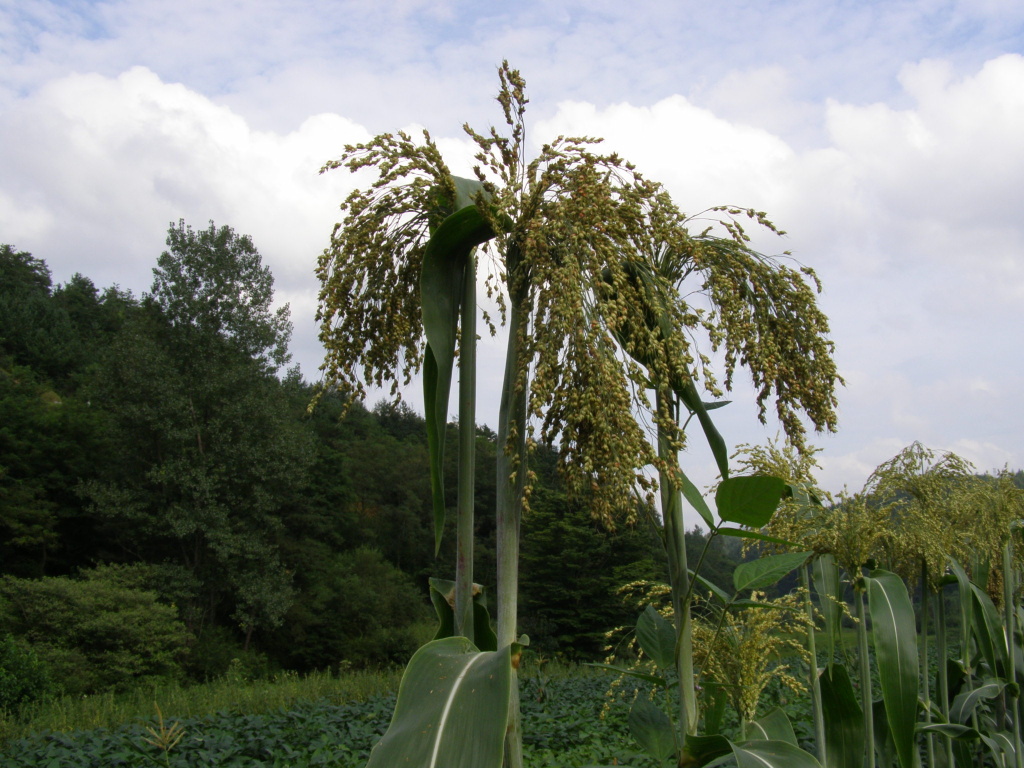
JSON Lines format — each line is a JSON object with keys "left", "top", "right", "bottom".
{"left": 0, "top": 634, "right": 52, "bottom": 713}
{"left": 0, "top": 566, "right": 190, "bottom": 695}
{"left": 266, "top": 547, "right": 429, "bottom": 670}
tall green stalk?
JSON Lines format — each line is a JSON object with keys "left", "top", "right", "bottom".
{"left": 801, "top": 564, "right": 826, "bottom": 760}
{"left": 454, "top": 252, "right": 477, "bottom": 643}
{"left": 1003, "top": 537, "right": 1022, "bottom": 768}
{"left": 656, "top": 390, "right": 697, "bottom": 742}
{"left": 919, "top": 561, "right": 934, "bottom": 768}
{"left": 855, "top": 578, "right": 876, "bottom": 768}
{"left": 936, "top": 584, "right": 954, "bottom": 768}
{"left": 497, "top": 290, "right": 528, "bottom": 768}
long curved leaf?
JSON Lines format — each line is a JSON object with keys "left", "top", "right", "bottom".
{"left": 585, "top": 662, "right": 668, "bottom": 688}
{"left": 730, "top": 739, "right": 823, "bottom": 767}
{"left": 748, "top": 708, "right": 798, "bottom": 745}
{"left": 421, "top": 193, "right": 495, "bottom": 552}
{"left": 676, "top": 378, "right": 730, "bottom": 480}
{"left": 717, "top": 526, "right": 796, "bottom": 546}
{"left": 813, "top": 554, "right": 843, "bottom": 658}
{"left": 866, "top": 568, "right": 919, "bottom": 768}
{"left": 365, "top": 637, "right": 511, "bottom": 768}
{"left": 820, "top": 662, "right": 863, "bottom": 768}
{"left": 970, "top": 581, "right": 1008, "bottom": 675}
{"left": 679, "top": 465, "right": 715, "bottom": 528}
{"left": 950, "top": 680, "right": 1006, "bottom": 724}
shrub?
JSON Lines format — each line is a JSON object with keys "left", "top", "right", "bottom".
{"left": 266, "top": 547, "right": 429, "bottom": 670}
{"left": 0, "top": 634, "right": 52, "bottom": 713}
{"left": 0, "top": 566, "right": 189, "bottom": 695}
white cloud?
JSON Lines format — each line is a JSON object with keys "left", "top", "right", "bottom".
{"left": 1, "top": 39, "right": 1022, "bottom": 494}
{"left": 0, "top": 66, "right": 372, "bottom": 377}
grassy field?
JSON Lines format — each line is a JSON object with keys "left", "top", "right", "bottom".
{"left": 0, "top": 666, "right": 402, "bottom": 747}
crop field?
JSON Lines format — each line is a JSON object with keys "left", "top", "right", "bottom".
{"left": 0, "top": 671, "right": 667, "bottom": 768}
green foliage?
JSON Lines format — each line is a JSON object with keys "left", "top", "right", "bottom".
{"left": 365, "top": 637, "right": 511, "bottom": 768}
{"left": 152, "top": 220, "right": 293, "bottom": 372}
{"left": 0, "top": 567, "right": 189, "bottom": 696}
{"left": 0, "top": 671, "right": 664, "bottom": 768}
{"left": 82, "top": 221, "right": 314, "bottom": 641}
{"left": 518, "top": 488, "right": 663, "bottom": 659}
{"left": 266, "top": 547, "right": 428, "bottom": 670}
{"left": 0, "top": 635, "right": 52, "bottom": 714}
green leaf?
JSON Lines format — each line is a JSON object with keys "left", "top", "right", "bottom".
{"left": 628, "top": 698, "right": 677, "bottom": 762}
{"left": 365, "top": 637, "right": 511, "bottom": 768}
{"left": 676, "top": 379, "right": 729, "bottom": 480}
{"left": 585, "top": 662, "right": 668, "bottom": 688}
{"left": 717, "top": 526, "right": 796, "bottom": 546}
{"left": 716, "top": 475, "right": 787, "bottom": 528}
{"left": 866, "top": 569, "right": 919, "bottom": 768}
{"left": 746, "top": 708, "right": 798, "bottom": 745}
{"left": 420, "top": 196, "right": 496, "bottom": 553}
{"left": 636, "top": 604, "right": 676, "bottom": 671}
{"left": 732, "top": 551, "right": 811, "bottom": 594}
{"left": 819, "top": 663, "right": 863, "bottom": 768}
{"left": 970, "top": 582, "right": 1008, "bottom": 675}
{"left": 813, "top": 555, "right": 843, "bottom": 656}
{"left": 950, "top": 681, "right": 1006, "bottom": 724}
{"left": 428, "top": 576, "right": 456, "bottom": 640}
{"left": 916, "top": 722, "right": 982, "bottom": 740}
{"left": 422, "top": 346, "right": 448, "bottom": 551}
{"left": 731, "top": 739, "right": 823, "bottom": 767}
{"left": 684, "top": 732, "right": 731, "bottom": 764}
{"left": 689, "top": 569, "right": 732, "bottom": 604}
{"left": 679, "top": 466, "right": 715, "bottom": 529}
{"left": 702, "top": 682, "right": 730, "bottom": 735}
{"left": 428, "top": 578, "right": 497, "bottom": 651}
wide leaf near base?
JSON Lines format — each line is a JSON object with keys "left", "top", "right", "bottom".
{"left": 366, "top": 637, "right": 511, "bottom": 768}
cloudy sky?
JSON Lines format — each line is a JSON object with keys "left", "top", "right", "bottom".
{"left": 2, "top": 0, "right": 1022, "bottom": 510}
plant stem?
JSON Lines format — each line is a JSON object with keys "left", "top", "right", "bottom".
{"left": 855, "top": 578, "right": 876, "bottom": 768}
{"left": 919, "top": 560, "right": 934, "bottom": 768}
{"left": 1003, "top": 537, "right": 1022, "bottom": 768}
{"left": 937, "top": 583, "right": 954, "bottom": 768}
{"left": 656, "top": 390, "right": 697, "bottom": 742}
{"left": 455, "top": 252, "right": 476, "bottom": 643}
{"left": 801, "top": 564, "right": 826, "bottom": 760}
{"left": 497, "top": 291, "right": 528, "bottom": 768}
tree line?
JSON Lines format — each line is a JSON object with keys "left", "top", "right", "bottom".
{"left": 0, "top": 224, "right": 744, "bottom": 702}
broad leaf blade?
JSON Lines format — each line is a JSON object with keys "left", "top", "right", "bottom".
{"left": 732, "top": 551, "right": 811, "bottom": 594}
{"left": 970, "top": 582, "right": 1008, "bottom": 675}
{"left": 636, "top": 604, "right": 676, "bottom": 671}
{"left": 684, "top": 733, "right": 731, "bottom": 764}
{"left": 731, "top": 739, "right": 823, "bottom": 767}
{"left": 628, "top": 698, "right": 677, "bottom": 762}
{"left": 748, "top": 707, "right": 798, "bottom": 745}
{"left": 866, "top": 569, "right": 919, "bottom": 768}
{"left": 366, "top": 637, "right": 510, "bottom": 768}
{"left": 716, "top": 475, "right": 787, "bottom": 528}
{"left": 950, "top": 680, "right": 1006, "bottom": 724}
{"left": 813, "top": 554, "right": 843, "bottom": 658}
{"left": 820, "top": 662, "right": 863, "bottom": 768}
